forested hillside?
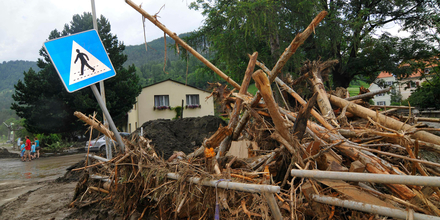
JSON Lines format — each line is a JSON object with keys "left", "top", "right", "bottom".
{"left": 0, "top": 60, "right": 39, "bottom": 115}
{"left": 0, "top": 61, "right": 39, "bottom": 139}
{"left": 0, "top": 60, "right": 38, "bottom": 91}
{"left": 124, "top": 33, "right": 221, "bottom": 89}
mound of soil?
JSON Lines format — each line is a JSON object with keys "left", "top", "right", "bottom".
{"left": 56, "top": 160, "right": 86, "bottom": 183}
{"left": 139, "top": 115, "right": 227, "bottom": 160}
{"left": 0, "top": 147, "right": 19, "bottom": 158}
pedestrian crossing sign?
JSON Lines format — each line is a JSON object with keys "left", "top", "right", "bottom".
{"left": 43, "top": 29, "right": 116, "bottom": 93}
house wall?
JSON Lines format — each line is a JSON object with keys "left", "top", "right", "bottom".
{"left": 128, "top": 80, "right": 214, "bottom": 129}
{"left": 398, "top": 77, "right": 427, "bottom": 100}
{"left": 127, "top": 99, "right": 138, "bottom": 133}
{"left": 370, "top": 75, "right": 395, "bottom": 106}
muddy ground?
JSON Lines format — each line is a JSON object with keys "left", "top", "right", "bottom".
{"left": 136, "top": 115, "right": 227, "bottom": 159}
{"left": 0, "top": 116, "right": 227, "bottom": 219}
{"left": 0, "top": 147, "right": 19, "bottom": 158}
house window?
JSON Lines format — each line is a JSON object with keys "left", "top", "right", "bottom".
{"left": 377, "top": 101, "right": 386, "bottom": 106}
{"left": 154, "top": 95, "right": 169, "bottom": 107}
{"left": 407, "top": 81, "right": 417, "bottom": 88}
{"left": 376, "top": 93, "right": 385, "bottom": 97}
{"left": 186, "top": 94, "right": 200, "bottom": 108}
{"left": 386, "top": 81, "right": 393, "bottom": 86}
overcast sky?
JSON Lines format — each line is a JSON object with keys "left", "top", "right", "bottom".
{"left": 0, "top": 0, "right": 205, "bottom": 63}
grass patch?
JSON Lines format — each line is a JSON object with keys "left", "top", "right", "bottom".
{"left": 347, "top": 81, "right": 370, "bottom": 97}
{"left": 248, "top": 84, "right": 258, "bottom": 95}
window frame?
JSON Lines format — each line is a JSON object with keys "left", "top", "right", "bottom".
{"left": 154, "top": 95, "right": 170, "bottom": 110}
{"left": 376, "top": 101, "right": 386, "bottom": 106}
{"left": 186, "top": 94, "right": 201, "bottom": 108}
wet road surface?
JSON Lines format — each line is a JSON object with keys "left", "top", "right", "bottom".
{"left": 0, "top": 153, "right": 86, "bottom": 181}
{"left": 0, "top": 153, "right": 86, "bottom": 206}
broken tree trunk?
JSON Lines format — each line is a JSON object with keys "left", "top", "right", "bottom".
{"left": 253, "top": 70, "right": 292, "bottom": 143}
{"left": 307, "top": 60, "right": 339, "bottom": 127}
{"left": 328, "top": 94, "right": 440, "bottom": 146}
{"left": 345, "top": 87, "right": 392, "bottom": 101}
{"left": 74, "top": 111, "right": 115, "bottom": 141}
{"left": 401, "top": 116, "right": 440, "bottom": 123}
{"left": 293, "top": 92, "right": 318, "bottom": 140}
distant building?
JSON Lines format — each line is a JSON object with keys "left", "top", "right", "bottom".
{"left": 369, "top": 71, "right": 395, "bottom": 106}
{"left": 369, "top": 69, "right": 433, "bottom": 106}
{"left": 126, "top": 79, "right": 215, "bottom": 133}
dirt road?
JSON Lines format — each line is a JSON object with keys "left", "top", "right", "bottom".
{"left": 0, "top": 153, "right": 86, "bottom": 220}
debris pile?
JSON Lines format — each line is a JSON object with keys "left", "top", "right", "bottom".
{"left": 69, "top": 3, "right": 440, "bottom": 219}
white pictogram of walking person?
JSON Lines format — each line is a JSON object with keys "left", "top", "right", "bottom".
{"left": 74, "top": 49, "right": 95, "bottom": 75}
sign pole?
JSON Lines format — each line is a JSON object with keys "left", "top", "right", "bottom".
{"left": 91, "top": 84, "right": 125, "bottom": 151}
{"left": 91, "top": 0, "right": 112, "bottom": 159}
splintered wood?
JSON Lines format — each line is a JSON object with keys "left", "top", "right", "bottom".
{"left": 71, "top": 4, "right": 440, "bottom": 220}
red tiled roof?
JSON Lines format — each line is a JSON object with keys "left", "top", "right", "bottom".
{"left": 377, "top": 71, "right": 393, "bottom": 78}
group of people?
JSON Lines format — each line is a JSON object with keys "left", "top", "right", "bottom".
{"left": 20, "top": 136, "right": 40, "bottom": 162}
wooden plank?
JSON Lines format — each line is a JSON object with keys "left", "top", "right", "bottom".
{"left": 317, "top": 179, "right": 396, "bottom": 209}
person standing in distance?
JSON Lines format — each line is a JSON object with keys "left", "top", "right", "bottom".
{"left": 35, "top": 137, "right": 40, "bottom": 159}
{"left": 24, "top": 136, "right": 32, "bottom": 162}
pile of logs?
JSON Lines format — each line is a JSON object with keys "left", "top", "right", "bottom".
{"left": 69, "top": 2, "right": 440, "bottom": 219}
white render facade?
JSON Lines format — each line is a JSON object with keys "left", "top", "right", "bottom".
{"left": 369, "top": 72, "right": 395, "bottom": 106}
{"left": 127, "top": 79, "right": 214, "bottom": 133}
{"left": 369, "top": 71, "right": 431, "bottom": 106}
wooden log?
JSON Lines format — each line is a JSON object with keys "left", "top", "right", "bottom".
{"left": 253, "top": 70, "right": 292, "bottom": 143}
{"left": 293, "top": 92, "right": 318, "bottom": 140}
{"left": 307, "top": 61, "right": 339, "bottom": 127}
{"left": 345, "top": 87, "right": 392, "bottom": 101}
{"left": 401, "top": 116, "right": 440, "bottom": 123}
{"left": 89, "top": 186, "right": 109, "bottom": 194}
{"left": 349, "top": 160, "right": 365, "bottom": 173}
{"left": 125, "top": 0, "right": 243, "bottom": 91}
{"left": 370, "top": 105, "right": 415, "bottom": 109}
{"left": 74, "top": 111, "right": 115, "bottom": 141}
{"left": 381, "top": 108, "right": 398, "bottom": 114}
{"left": 203, "top": 125, "right": 232, "bottom": 150}
{"left": 328, "top": 94, "right": 440, "bottom": 146}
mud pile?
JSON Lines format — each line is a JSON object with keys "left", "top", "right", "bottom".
{"left": 56, "top": 160, "right": 86, "bottom": 183}
{"left": 0, "top": 148, "right": 19, "bottom": 159}
{"left": 139, "top": 115, "right": 227, "bottom": 159}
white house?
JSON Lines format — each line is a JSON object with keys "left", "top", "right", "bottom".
{"left": 369, "top": 70, "right": 432, "bottom": 106}
{"left": 126, "top": 79, "right": 215, "bottom": 132}
{"left": 369, "top": 71, "right": 395, "bottom": 106}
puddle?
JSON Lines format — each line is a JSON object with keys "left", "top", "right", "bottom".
{"left": 0, "top": 154, "right": 86, "bottom": 181}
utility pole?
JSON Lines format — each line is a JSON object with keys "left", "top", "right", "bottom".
{"left": 91, "top": 0, "right": 112, "bottom": 159}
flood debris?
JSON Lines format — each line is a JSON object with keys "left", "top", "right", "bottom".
{"left": 68, "top": 3, "right": 440, "bottom": 219}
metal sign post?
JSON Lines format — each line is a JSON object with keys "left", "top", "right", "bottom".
{"left": 90, "top": 84, "right": 125, "bottom": 151}
{"left": 91, "top": 0, "right": 112, "bottom": 159}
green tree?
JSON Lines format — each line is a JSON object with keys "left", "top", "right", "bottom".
{"left": 11, "top": 12, "right": 141, "bottom": 135}
{"left": 408, "top": 71, "right": 440, "bottom": 109}
{"left": 187, "top": 0, "right": 439, "bottom": 88}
